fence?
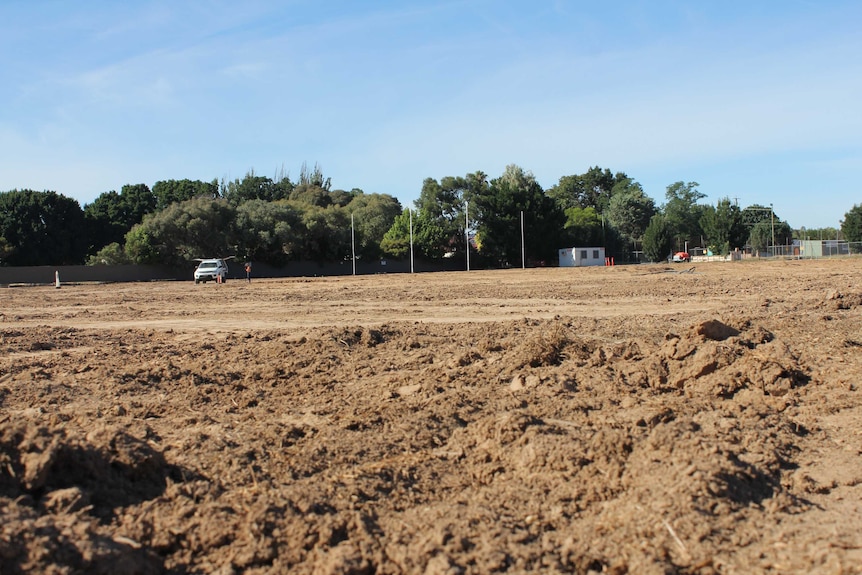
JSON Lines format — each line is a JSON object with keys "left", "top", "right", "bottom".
{"left": 755, "top": 241, "right": 862, "bottom": 259}
{"left": 0, "top": 257, "right": 467, "bottom": 286}
{"left": 821, "top": 241, "right": 862, "bottom": 257}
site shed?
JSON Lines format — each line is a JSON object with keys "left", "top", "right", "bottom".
{"left": 559, "top": 247, "right": 606, "bottom": 267}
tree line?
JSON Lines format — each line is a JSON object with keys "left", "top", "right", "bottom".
{"left": 1, "top": 162, "right": 858, "bottom": 268}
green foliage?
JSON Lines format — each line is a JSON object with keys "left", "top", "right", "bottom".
{"left": 124, "top": 226, "right": 161, "bottom": 264}
{"left": 561, "top": 207, "right": 604, "bottom": 247}
{"left": 740, "top": 204, "right": 775, "bottom": 227}
{"left": 298, "top": 161, "right": 331, "bottom": 191}
{"left": 329, "top": 189, "right": 360, "bottom": 208}
{"left": 700, "top": 198, "right": 746, "bottom": 255}
{"left": 663, "top": 181, "right": 706, "bottom": 248}
{"left": 380, "top": 211, "right": 413, "bottom": 259}
{"left": 234, "top": 200, "right": 303, "bottom": 265}
{"left": 473, "top": 165, "right": 564, "bottom": 266}
{"left": 796, "top": 227, "right": 838, "bottom": 241}
{"left": 299, "top": 204, "right": 351, "bottom": 262}
{"left": 381, "top": 209, "right": 449, "bottom": 259}
{"left": 0, "top": 236, "right": 13, "bottom": 263}
{"left": 84, "top": 183, "right": 157, "bottom": 253}
{"left": 288, "top": 184, "right": 333, "bottom": 207}
{"left": 741, "top": 204, "right": 792, "bottom": 251}
{"left": 604, "top": 178, "right": 656, "bottom": 247}
{"left": 347, "top": 193, "right": 403, "bottom": 260}
{"left": 748, "top": 221, "right": 773, "bottom": 254}
{"left": 547, "top": 166, "right": 624, "bottom": 214}
{"left": 222, "top": 171, "right": 293, "bottom": 206}
{"left": 642, "top": 214, "right": 673, "bottom": 262}
{"left": 0, "top": 189, "right": 87, "bottom": 265}
{"left": 841, "top": 204, "right": 862, "bottom": 242}
{"left": 413, "top": 172, "right": 489, "bottom": 258}
{"left": 125, "top": 197, "right": 236, "bottom": 266}
{"left": 86, "top": 242, "right": 131, "bottom": 265}
{"left": 14, "top": 161, "right": 859, "bottom": 271}
{"left": 120, "top": 184, "right": 158, "bottom": 220}
{"left": 153, "top": 179, "right": 219, "bottom": 210}
{"left": 775, "top": 221, "right": 794, "bottom": 246}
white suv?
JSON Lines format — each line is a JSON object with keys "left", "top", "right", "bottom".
{"left": 194, "top": 259, "right": 229, "bottom": 283}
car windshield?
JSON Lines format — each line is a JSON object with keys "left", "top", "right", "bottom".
{"left": 199, "top": 262, "right": 217, "bottom": 269}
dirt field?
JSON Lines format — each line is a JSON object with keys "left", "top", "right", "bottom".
{"left": 2, "top": 259, "right": 861, "bottom": 574}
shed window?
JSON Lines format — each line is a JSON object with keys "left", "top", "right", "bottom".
{"left": 580, "top": 250, "right": 587, "bottom": 260}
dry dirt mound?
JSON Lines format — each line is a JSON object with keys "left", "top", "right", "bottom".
{"left": 2, "top": 314, "right": 857, "bottom": 574}
{"left": 0, "top": 418, "right": 171, "bottom": 574}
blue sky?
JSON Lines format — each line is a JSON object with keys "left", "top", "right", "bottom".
{"left": 1, "top": 0, "right": 860, "bottom": 229}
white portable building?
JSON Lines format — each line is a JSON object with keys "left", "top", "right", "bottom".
{"left": 559, "top": 247, "right": 606, "bottom": 267}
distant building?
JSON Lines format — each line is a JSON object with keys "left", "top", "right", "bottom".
{"left": 559, "top": 247, "right": 605, "bottom": 267}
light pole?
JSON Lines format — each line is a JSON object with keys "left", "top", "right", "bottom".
{"left": 409, "top": 209, "right": 414, "bottom": 274}
{"left": 520, "top": 210, "right": 525, "bottom": 269}
{"left": 770, "top": 203, "right": 775, "bottom": 257}
{"left": 351, "top": 212, "right": 356, "bottom": 275}
{"left": 465, "top": 201, "right": 470, "bottom": 271}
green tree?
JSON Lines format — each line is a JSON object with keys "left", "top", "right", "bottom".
{"left": 86, "top": 242, "right": 131, "bottom": 265}
{"left": 561, "top": 206, "right": 604, "bottom": 247}
{"left": 604, "top": 178, "right": 656, "bottom": 251}
{"left": 841, "top": 204, "right": 862, "bottom": 242}
{"left": 298, "top": 161, "right": 331, "bottom": 190}
{"left": 776, "top": 221, "right": 794, "bottom": 248}
{"left": 124, "top": 227, "right": 160, "bottom": 264}
{"left": 153, "top": 179, "right": 219, "bottom": 210}
{"left": 472, "top": 165, "right": 564, "bottom": 266}
{"left": 125, "top": 197, "right": 236, "bottom": 266}
{"left": 298, "top": 204, "right": 351, "bottom": 262}
{"left": 700, "top": 197, "right": 746, "bottom": 255}
{"left": 380, "top": 210, "right": 413, "bottom": 259}
{"left": 84, "top": 183, "right": 157, "bottom": 253}
{"left": 547, "top": 166, "right": 623, "bottom": 214}
{"left": 347, "top": 193, "right": 402, "bottom": 260}
{"left": 234, "top": 200, "right": 303, "bottom": 265}
{"left": 284, "top": 162, "right": 334, "bottom": 207}
{"left": 412, "top": 171, "right": 489, "bottom": 257}
{"left": 796, "top": 227, "right": 838, "bottom": 241}
{"left": 222, "top": 171, "right": 279, "bottom": 206}
{"left": 121, "top": 183, "right": 158, "bottom": 220}
{"left": 0, "top": 236, "right": 14, "bottom": 263}
{"left": 740, "top": 204, "right": 775, "bottom": 228}
{"left": 663, "top": 181, "right": 706, "bottom": 249}
{"left": 749, "top": 222, "right": 773, "bottom": 255}
{"left": 329, "top": 188, "right": 361, "bottom": 208}
{"left": 642, "top": 214, "right": 673, "bottom": 263}
{"left": 0, "top": 189, "right": 87, "bottom": 265}
{"left": 289, "top": 184, "right": 333, "bottom": 207}
{"left": 84, "top": 190, "right": 125, "bottom": 252}
{"left": 381, "top": 209, "right": 449, "bottom": 259}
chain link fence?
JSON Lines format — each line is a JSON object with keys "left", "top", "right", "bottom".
{"left": 766, "top": 241, "right": 862, "bottom": 258}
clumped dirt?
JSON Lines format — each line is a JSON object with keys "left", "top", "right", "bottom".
{"left": 1, "top": 260, "right": 861, "bottom": 574}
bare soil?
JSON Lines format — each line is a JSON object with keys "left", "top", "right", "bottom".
{"left": 1, "top": 259, "right": 861, "bottom": 574}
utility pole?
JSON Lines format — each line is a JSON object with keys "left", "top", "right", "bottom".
{"left": 520, "top": 210, "right": 525, "bottom": 269}
{"left": 409, "top": 209, "right": 414, "bottom": 273}
{"left": 465, "top": 201, "right": 470, "bottom": 271}
{"left": 770, "top": 203, "right": 775, "bottom": 257}
{"left": 351, "top": 212, "right": 356, "bottom": 275}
